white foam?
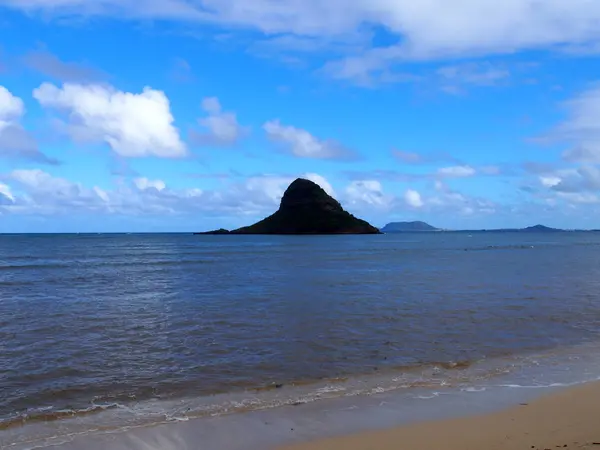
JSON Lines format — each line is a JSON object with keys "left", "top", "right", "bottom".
{"left": 315, "top": 386, "right": 346, "bottom": 394}
{"left": 461, "top": 387, "right": 486, "bottom": 392}
{"left": 415, "top": 392, "right": 440, "bottom": 400}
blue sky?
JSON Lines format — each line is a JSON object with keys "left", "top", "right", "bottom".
{"left": 1, "top": 1, "right": 600, "bottom": 232}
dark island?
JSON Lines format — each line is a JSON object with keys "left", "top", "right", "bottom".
{"left": 381, "top": 221, "right": 440, "bottom": 233}
{"left": 196, "top": 178, "right": 381, "bottom": 235}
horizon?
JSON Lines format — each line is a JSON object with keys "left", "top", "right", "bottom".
{"left": 2, "top": 1, "right": 600, "bottom": 232}
{"left": 0, "top": 222, "right": 597, "bottom": 234}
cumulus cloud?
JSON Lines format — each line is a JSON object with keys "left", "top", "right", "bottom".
{"left": 437, "top": 165, "right": 477, "bottom": 178}
{"left": 0, "top": 85, "right": 59, "bottom": 164}
{"left": 263, "top": 119, "right": 356, "bottom": 160}
{"left": 404, "top": 189, "right": 424, "bottom": 208}
{"left": 190, "top": 97, "right": 247, "bottom": 146}
{"left": 33, "top": 82, "right": 186, "bottom": 158}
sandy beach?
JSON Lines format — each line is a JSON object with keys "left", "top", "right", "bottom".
{"left": 281, "top": 381, "right": 600, "bottom": 450}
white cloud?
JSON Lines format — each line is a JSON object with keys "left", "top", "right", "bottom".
{"left": 540, "top": 176, "right": 562, "bottom": 188}
{"left": 9, "top": 0, "right": 600, "bottom": 55}
{"left": 437, "top": 62, "right": 509, "bottom": 86}
{"left": 7, "top": 1, "right": 600, "bottom": 86}
{"left": 544, "top": 83, "right": 600, "bottom": 163}
{"left": 304, "top": 173, "right": 335, "bottom": 197}
{"left": 239, "top": 172, "right": 336, "bottom": 207}
{"left": 0, "top": 86, "right": 59, "bottom": 164}
{"left": 437, "top": 165, "right": 477, "bottom": 178}
{"left": 404, "top": 189, "right": 424, "bottom": 208}
{"left": 1, "top": 169, "right": 343, "bottom": 218}
{"left": 263, "top": 119, "right": 355, "bottom": 159}
{"left": 436, "top": 62, "right": 510, "bottom": 94}
{"left": 555, "top": 192, "right": 600, "bottom": 204}
{"left": 0, "top": 86, "right": 24, "bottom": 123}
{"left": 11, "top": 168, "right": 80, "bottom": 193}
{"left": 33, "top": 82, "right": 186, "bottom": 158}
{"left": 134, "top": 177, "right": 167, "bottom": 192}
{"left": 345, "top": 180, "right": 390, "bottom": 208}
{"left": 427, "top": 181, "right": 497, "bottom": 216}
{"left": 242, "top": 175, "right": 293, "bottom": 205}
{"left": 537, "top": 165, "right": 600, "bottom": 193}
{"left": 191, "top": 97, "right": 247, "bottom": 146}
{"left": 0, "top": 182, "right": 14, "bottom": 204}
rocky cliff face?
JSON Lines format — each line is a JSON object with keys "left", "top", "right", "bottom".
{"left": 197, "top": 178, "right": 381, "bottom": 235}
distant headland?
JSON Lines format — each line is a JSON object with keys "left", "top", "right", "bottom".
{"left": 381, "top": 221, "right": 441, "bottom": 232}
{"left": 196, "top": 178, "right": 381, "bottom": 235}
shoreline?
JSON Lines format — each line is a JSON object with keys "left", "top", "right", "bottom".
{"left": 280, "top": 381, "right": 600, "bottom": 450}
{"left": 12, "top": 376, "right": 600, "bottom": 450}
{"left": 4, "top": 340, "right": 600, "bottom": 449}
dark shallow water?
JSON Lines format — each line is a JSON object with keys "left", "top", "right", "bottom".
{"left": 2, "top": 232, "right": 600, "bottom": 442}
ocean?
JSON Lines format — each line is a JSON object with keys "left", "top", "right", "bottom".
{"left": 2, "top": 232, "right": 600, "bottom": 449}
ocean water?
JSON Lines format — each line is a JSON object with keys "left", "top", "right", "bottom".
{"left": 2, "top": 232, "right": 600, "bottom": 448}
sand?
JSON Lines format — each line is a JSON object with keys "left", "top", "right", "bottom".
{"left": 280, "top": 381, "right": 600, "bottom": 450}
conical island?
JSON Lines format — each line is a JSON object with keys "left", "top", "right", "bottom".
{"left": 197, "top": 178, "right": 381, "bottom": 235}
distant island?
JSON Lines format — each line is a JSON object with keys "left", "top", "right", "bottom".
{"left": 461, "top": 224, "right": 564, "bottom": 233}
{"left": 381, "top": 221, "right": 441, "bottom": 233}
{"left": 380, "top": 222, "right": 567, "bottom": 233}
{"left": 196, "top": 178, "right": 381, "bottom": 235}
{"left": 519, "top": 224, "right": 562, "bottom": 232}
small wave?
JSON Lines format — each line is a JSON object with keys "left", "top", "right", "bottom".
{"left": 466, "top": 245, "right": 536, "bottom": 252}
{"left": 461, "top": 387, "right": 486, "bottom": 392}
{"left": 0, "top": 403, "right": 122, "bottom": 431}
{"left": 497, "top": 382, "right": 576, "bottom": 389}
{"left": 415, "top": 392, "right": 440, "bottom": 399}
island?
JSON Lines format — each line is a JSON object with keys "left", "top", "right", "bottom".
{"left": 456, "top": 224, "right": 565, "bottom": 233}
{"left": 381, "top": 221, "right": 440, "bottom": 233}
{"left": 196, "top": 178, "right": 381, "bottom": 235}
{"left": 520, "top": 224, "right": 562, "bottom": 232}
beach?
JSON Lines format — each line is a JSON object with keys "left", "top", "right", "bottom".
{"left": 282, "top": 381, "right": 600, "bottom": 450}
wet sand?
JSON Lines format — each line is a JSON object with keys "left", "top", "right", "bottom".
{"left": 281, "top": 381, "right": 600, "bottom": 450}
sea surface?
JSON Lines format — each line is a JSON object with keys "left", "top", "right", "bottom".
{"left": 2, "top": 232, "right": 600, "bottom": 448}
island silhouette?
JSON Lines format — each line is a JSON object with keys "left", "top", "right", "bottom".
{"left": 196, "top": 178, "right": 381, "bottom": 235}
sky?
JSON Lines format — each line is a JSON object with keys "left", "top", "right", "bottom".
{"left": 2, "top": 1, "right": 600, "bottom": 232}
